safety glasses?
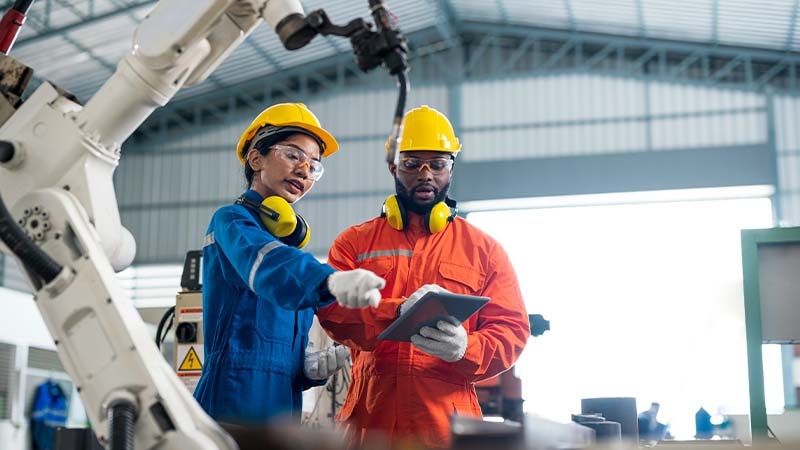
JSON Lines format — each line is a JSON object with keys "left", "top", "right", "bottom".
{"left": 271, "top": 144, "right": 324, "bottom": 181}
{"left": 397, "top": 156, "right": 454, "bottom": 174}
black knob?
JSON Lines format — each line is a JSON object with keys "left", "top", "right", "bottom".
{"left": 175, "top": 322, "right": 198, "bottom": 343}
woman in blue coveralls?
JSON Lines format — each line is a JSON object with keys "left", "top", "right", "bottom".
{"left": 194, "top": 102, "right": 385, "bottom": 424}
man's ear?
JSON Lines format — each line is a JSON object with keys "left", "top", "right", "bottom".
{"left": 388, "top": 163, "right": 397, "bottom": 177}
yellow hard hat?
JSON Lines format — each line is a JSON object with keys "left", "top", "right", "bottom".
{"left": 236, "top": 102, "right": 339, "bottom": 164}
{"left": 397, "top": 105, "right": 461, "bottom": 155}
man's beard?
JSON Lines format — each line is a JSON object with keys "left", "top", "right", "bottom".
{"left": 394, "top": 177, "right": 450, "bottom": 215}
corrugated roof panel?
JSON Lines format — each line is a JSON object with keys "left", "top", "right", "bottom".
{"left": 389, "top": 0, "right": 440, "bottom": 32}
{"left": 68, "top": 15, "right": 137, "bottom": 48}
{"left": 505, "top": 0, "right": 571, "bottom": 23}
{"left": 571, "top": 0, "right": 640, "bottom": 31}
{"left": 462, "top": 74, "right": 647, "bottom": 126}
{"left": 642, "top": 0, "right": 714, "bottom": 41}
{"left": 206, "top": 41, "right": 280, "bottom": 87}
{"left": 63, "top": 69, "right": 115, "bottom": 103}
{"left": 458, "top": 0, "right": 572, "bottom": 25}
{"left": 14, "top": 36, "right": 91, "bottom": 73}
{"left": 718, "top": 0, "right": 796, "bottom": 49}
{"left": 451, "top": 1, "right": 504, "bottom": 22}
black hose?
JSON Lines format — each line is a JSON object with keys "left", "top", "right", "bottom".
{"left": 385, "top": 71, "right": 408, "bottom": 164}
{"left": 108, "top": 400, "right": 136, "bottom": 450}
{"left": 0, "top": 193, "right": 62, "bottom": 283}
{"left": 155, "top": 306, "right": 175, "bottom": 350}
{"left": 394, "top": 71, "right": 407, "bottom": 120}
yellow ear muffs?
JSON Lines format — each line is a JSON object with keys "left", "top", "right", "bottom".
{"left": 382, "top": 195, "right": 407, "bottom": 231}
{"left": 235, "top": 195, "right": 310, "bottom": 248}
{"left": 426, "top": 201, "right": 453, "bottom": 234}
{"left": 381, "top": 195, "right": 457, "bottom": 233}
{"left": 279, "top": 213, "right": 310, "bottom": 249}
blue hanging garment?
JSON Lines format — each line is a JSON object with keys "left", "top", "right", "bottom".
{"left": 30, "top": 380, "right": 69, "bottom": 450}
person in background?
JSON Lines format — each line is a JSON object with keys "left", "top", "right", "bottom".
{"left": 194, "top": 102, "right": 385, "bottom": 425}
{"left": 316, "top": 105, "right": 531, "bottom": 448}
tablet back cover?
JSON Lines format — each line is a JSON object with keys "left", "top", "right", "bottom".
{"left": 378, "top": 292, "right": 490, "bottom": 342}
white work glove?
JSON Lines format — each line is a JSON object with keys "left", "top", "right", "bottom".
{"left": 410, "top": 318, "right": 468, "bottom": 362}
{"left": 399, "top": 284, "right": 450, "bottom": 315}
{"left": 327, "top": 269, "right": 386, "bottom": 308}
{"left": 304, "top": 345, "right": 350, "bottom": 381}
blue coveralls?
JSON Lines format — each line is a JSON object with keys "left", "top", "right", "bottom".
{"left": 194, "top": 189, "right": 336, "bottom": 424}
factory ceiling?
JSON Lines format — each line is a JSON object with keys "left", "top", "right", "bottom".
{"left": 7, "top": 0, "right": 800, "bottom": 136}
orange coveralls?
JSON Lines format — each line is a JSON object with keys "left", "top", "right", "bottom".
{"left": 317, "top": 213, "right": 530, "bottom": 448}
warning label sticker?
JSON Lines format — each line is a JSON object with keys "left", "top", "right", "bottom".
{"left": 179, "top": 307, "right": 203, "bottom": 322}
{"left": 177, "top": 345, "right": 203, "bottom": 371}
{"left": 177, "top": 371, "right": 201, "bottom": 393}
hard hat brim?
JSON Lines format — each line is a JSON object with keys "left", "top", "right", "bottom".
{"left": 237, "top": 123, "right": 339, "bottom": 165}
{"left": 282, "top": 121, "right": 339, "bottom": 158}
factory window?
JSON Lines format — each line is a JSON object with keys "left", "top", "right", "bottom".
{"left": 466, "top": 187, "right": 780, "bottom": 439}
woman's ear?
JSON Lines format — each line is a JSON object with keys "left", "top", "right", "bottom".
{"left": 246, "top": 149, "right": 263, "bottom": 171}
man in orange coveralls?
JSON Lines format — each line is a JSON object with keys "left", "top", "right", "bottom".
{"left": 316, "top": 105, "right": 530, "bottom": 449}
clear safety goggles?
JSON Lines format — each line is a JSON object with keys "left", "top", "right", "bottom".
{"left": 397, "top": 156, "right": 454, "bottom": 174}
{"left": 271, "top": 144, "right": 325, "bottom": 181}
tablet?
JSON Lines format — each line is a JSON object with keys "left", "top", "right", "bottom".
{"left": 377, "top": 291, "right": 490, "bottom": 342}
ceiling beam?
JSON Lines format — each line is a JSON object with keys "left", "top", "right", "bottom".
{"left": 461, "top": 21, "right": 800, "bottom": 64}
{"left": 434, "top": 0, "right": 460, "bottom": 43}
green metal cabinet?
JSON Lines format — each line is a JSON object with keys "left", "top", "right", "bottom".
{"left": 741, "top": 226, "right": 800, "bottom": 440}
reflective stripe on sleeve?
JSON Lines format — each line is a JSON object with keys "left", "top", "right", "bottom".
{"left": 203, "top": 232, "right": 215, "bottom": 248}
{"left": 249, "top": 241, "right": 285, "bottom": 290}
{"left": 356, "top": 249, "right": 413, "bottom": 263}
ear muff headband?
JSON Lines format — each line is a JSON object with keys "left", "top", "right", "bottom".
{"left": 235, "top": 195, "right": 310, "bottom": 248}
{"left": 381, "top": 195, "right": 457, "bottom": 233}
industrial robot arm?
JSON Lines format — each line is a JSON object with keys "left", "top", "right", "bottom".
{"left": 0, "top": 1, "right": 408, "bottom": 449}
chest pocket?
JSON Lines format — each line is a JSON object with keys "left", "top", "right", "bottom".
{"left": 360, "top": 256, "right": 395, "bottom": 279}
{"left": 437, "top": 261, "right": 484, "bottom": 295}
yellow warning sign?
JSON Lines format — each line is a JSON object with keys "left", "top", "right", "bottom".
{"left": 179, "top": 346, "right": 203, "bottom": 371}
